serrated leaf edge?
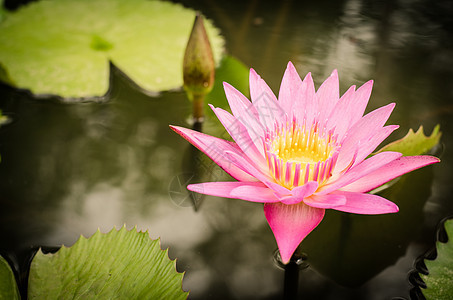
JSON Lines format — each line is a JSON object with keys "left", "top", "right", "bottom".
{"left": 376, "top": 124, "right": 442, "bottom": 155}
{"left": 409, "top": 217, "right": 453, "bottom": 298}
{"left": 33, "top": 225, "right": 188, "bottom": 298}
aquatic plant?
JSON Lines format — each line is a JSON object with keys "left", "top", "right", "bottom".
{"left": 171, "top": 62, "right": 440, "bottom": 263}
{"left": 0, "top": 0, "right": 224, "bottom": 99}
{"left": 0, "top": 227, "right": 187, "bottom": 299}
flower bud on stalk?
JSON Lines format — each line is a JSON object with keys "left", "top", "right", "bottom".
{"left": 183, "top": 13, "right": 215, "bottom": 123}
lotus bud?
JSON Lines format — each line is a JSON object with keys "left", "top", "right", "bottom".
{"left": 183, "top": 13, "right": 215, "bottom": 122}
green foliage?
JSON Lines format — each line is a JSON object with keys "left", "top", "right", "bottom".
{"left": 0, "top": 255, "right": 20, "bottom": 300}
{"left": 0, "top": 0, "right": 224, "bottom": 99}
{"left": 377, "top": 125, "right": 441, "bottom": 156}
{"left": 28, "top": 226, "right": 187, "bottom": 299}
{"left": 421, "top": 219, "right": 453, "bottom": 300}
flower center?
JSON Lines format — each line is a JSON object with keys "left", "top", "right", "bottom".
{"left": 264, "top": 120, "right": 339, "bottom": 189}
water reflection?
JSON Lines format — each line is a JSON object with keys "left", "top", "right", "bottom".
{"left": 1, "top": 0, "right": 453, "bottom": 299}
{"left": 0, "top": 63, "right": 282, "bottom": 298}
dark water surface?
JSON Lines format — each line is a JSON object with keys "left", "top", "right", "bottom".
{"left": 1, "top": 0, "right": 453, "bottom": 299}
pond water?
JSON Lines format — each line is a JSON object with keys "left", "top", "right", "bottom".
{"left": 1, "top": 0, "right": 453, "bottom": 299}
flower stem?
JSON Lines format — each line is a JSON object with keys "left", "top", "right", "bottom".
{"left": 192, "top": 93, "right": 204, "bottom": 123}
{"left": 274, "top": 250, "right": 308, "bottom": 300}
{"left": 283, "top": 257, "right": 299, "bottom": 300}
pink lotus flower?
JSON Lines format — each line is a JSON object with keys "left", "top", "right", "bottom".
{"left": 170, "top": 62, "right": 440, "bottom": 264}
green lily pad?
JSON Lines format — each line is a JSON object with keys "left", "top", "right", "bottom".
{"left": 376, "top": 125, "right": 441, "bottom": 156}
{"left": 28, "top": 226, "right": 188, "bottom": 299}
{"left": 0, "top": 0, "right": 224, "bottom": 99}
{"left": 0, "top": 255, "right": 20, "bottom": 300}
{"left": 421, "top": 219, "right": 453, "bottom": 299}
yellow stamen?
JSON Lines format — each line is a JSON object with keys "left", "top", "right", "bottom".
{"left": 265, "top": 121, "right": 339, "bottom": 189}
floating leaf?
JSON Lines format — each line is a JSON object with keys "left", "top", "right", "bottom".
{"left": 421, "top": 219, "right": 453, "bottom": 299}
{"left": 0, "top": 0, "right": 224, "bottom": 99}
{"left": 376, "top": 125, "right": 441, "bottom": 156}
{"left": 0, "top": 255, "right": 20, "bottom": 300}
{"left": 28, "top": 226, "right": 187, "bottom": 299}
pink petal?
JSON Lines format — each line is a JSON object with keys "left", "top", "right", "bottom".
{"left": 188, "top": 181, "right": 279, "bottom": 203}
{"left": 278, "top": 62, "right": 304, "bottom": 115}
{"left": 223, "top": 82, "right": 265, "bottom": 140}
{"left": 280, "top": 181, "right": 319, "bottom": 205}
{"left": 249, "top": 68, "right": 285, "bottom": 129}
{"left": 352, "top": 125, "right": 400, "bottom": 168}
{"left": 293, "top": 72, "right": 317, "bottom": 127}
{"left": 319, "top": 151, "right": 402, "bottom": 195}
{"left": 230, "top": 184, "right": 280, "bottom": 203}
{"left": 209, "top": 104, "right": 266, "bottom": 165}
{"left": 317, "top": 69, "right": 339, "bottom": 126}
{"left": 326, "top": 85, "right": 356, "bottom": 138}
{"left": 348, "top": 80, "right": 374, "bottom": 125}
{"left": 341, "top": 155, "right": 440, "bottom": 193}
{"left": 335, "top": 102, "right": 397, "bottom": 171}
{"left": 170, "top": 125, "right": 256, "bottom": 181}
{"left": 224, "top": 150, "right": 291, "bottom": 196}
{"left": 331, "top": 191, "right": 399, "bottom": 214}
{"left": 303, "top": 193, "right": 347, "bottom": 208}
{"left": 264, "top": 202, "right": 325, "bottom": 264}
{"left": 328, "top": 81, "right": 373, "bottom": 140}
{"left": 293, "top": 181, "right": 319, "bottom": 198}
{"left": 223, "top": 81, "right": 258, "bottom": 118}
{"left": 335, "top": 124, "right": 399, "bottom": 172}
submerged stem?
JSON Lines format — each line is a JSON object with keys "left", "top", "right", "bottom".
{"left": 283, "top": 258, "right": 299, "bottom": 300}
{"left": 274, "top": 249, "right": 308, "bottom": 299}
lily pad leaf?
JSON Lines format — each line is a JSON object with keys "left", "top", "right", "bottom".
{"left": 0, "top": 255, "right": 20, "bottom": 300}
{"left": 0, "top": 0, "right": 224, "bottom": 99}
{"left": 421, "top": 218, "right": 453, "bottom": 299}
{"left": 376, "top": 125, "right": 441, "bottom": 156}
{"left": 28, "top": 226, "right": 188, "bottom": 299}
